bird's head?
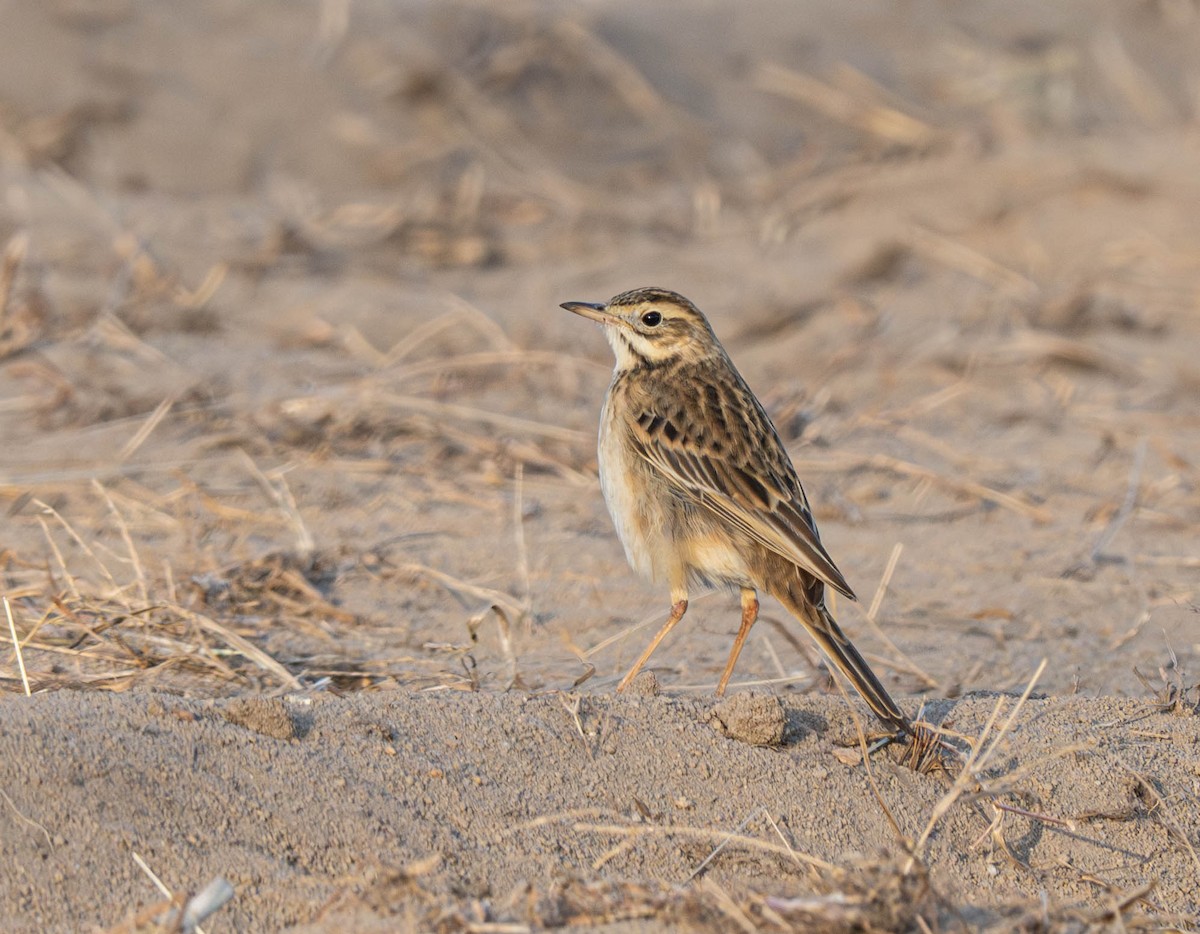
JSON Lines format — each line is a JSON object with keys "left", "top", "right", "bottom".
{"left": 560, "top": 287, "right": 719, "bottom": 369}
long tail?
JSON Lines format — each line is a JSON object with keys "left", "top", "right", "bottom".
{"left": 773, "top": 583, "right": 912, "bottom": 735}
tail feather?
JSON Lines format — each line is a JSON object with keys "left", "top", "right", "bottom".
{"left": 773, "top": 584, "right": 911, "bottom": 735}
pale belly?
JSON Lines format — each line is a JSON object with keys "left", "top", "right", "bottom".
{"left": 598, "top": 400, "right": 753, "bottom": 592}
{"left": 598, "top": 403, "right": 658, "bottom": 579}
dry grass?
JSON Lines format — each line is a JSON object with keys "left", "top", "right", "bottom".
{"left": 101, "top": 853, "right": 233, "bottom": 934}
{"left": 3, "top": 2, "right": 1200, "bottom": 931}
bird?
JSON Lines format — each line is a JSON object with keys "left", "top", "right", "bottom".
{"left": 561, "top": 287, "right": 911, "bottom": 735}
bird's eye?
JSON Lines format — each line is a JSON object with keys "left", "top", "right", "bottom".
{"left": 641, "top": 310, "right": 663, "bottom": 327}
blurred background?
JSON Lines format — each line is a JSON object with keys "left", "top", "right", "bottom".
{"left": 0, "top": 0, "right": 1198, "bottom": 702}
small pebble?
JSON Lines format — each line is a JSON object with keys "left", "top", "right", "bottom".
{"left": 708, "top": 692, "right": 785, "bottom": 746}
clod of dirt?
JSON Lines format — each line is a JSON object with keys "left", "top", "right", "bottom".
{"left": 624, "top": 670, "right": 660, "bottom": 697}
{"left": 222, "top": 698, "right": 298, "bottom": 741}
{"left": 708, "top": 692, "right": 785, "bottom": 746}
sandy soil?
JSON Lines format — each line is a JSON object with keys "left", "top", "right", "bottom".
{"left": 1, "top": 1, "right": 1198, "bottom": 930}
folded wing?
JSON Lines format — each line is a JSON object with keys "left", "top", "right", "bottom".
{"left": 624, "top": 379, "right": 856, "bottom": 600}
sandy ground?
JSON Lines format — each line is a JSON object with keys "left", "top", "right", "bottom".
{"left": 1, "top": 1, "right": 1199, "bottom": 930}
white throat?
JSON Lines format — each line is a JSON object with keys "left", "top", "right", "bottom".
{"left": 604, "top": 324, "right": 646, "bottom": 371}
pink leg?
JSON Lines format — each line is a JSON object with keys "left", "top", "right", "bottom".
{"left": 716, "top": 588, "right": 759, "bottom": 697}
{"left": 617, "top": 598, "right": 689, "bottom": 692}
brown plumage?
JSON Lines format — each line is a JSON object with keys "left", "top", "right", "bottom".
{"left": 563, "top": 287, "right": 911, "bottom": 735}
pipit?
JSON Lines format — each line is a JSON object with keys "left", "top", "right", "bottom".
{"left": 562, "top": 287, "right": 911, "bottom": 735}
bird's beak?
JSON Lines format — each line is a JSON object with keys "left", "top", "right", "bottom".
{"left": 560, "top": 301, "right": 616, "bottom": 326}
